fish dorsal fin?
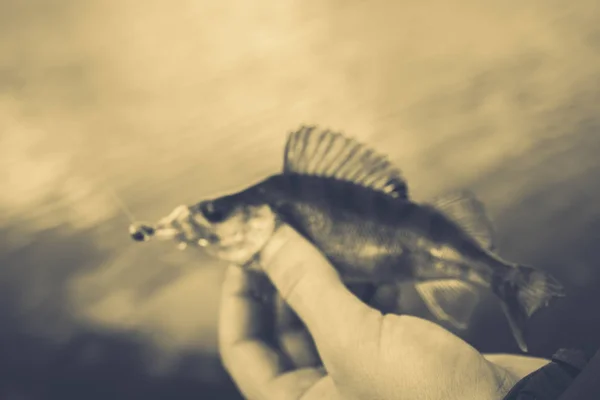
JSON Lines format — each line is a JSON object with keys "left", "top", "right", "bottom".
{"left": 414, "top": 279, "right": 480, "bottom": 330}
{"left": 430, "top": 190, "right": 496, "bottom": 251}
{"left": 283, "top": 125, "right": 408, "bottom": 199}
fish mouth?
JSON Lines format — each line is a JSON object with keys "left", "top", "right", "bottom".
{"left": 148, "top": 204, "right": 220, "bottom": 248}
{"left": 144, "top": 202, "right": 278, "bottom": 265}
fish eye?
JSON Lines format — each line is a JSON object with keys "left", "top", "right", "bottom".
{"left": 199, "top": 201, "right": 228, "bottom": 223}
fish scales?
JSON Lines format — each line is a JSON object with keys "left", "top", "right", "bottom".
{"left": 249, "top": 173, "right": 497, "bottom": 287}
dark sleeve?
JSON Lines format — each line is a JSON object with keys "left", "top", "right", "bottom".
{"left": 502, "top": 348, "right": 594, "bottom": 400}
{"left": 558, "top": 347, "right": 600, "bottom": 400}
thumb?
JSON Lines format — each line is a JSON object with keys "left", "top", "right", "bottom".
{"left": 259, "top": 224, "right": 381, "bottom": 351}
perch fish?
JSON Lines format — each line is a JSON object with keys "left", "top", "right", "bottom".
{"left": 130, "top": 125, "right": 565, "bottom": 352}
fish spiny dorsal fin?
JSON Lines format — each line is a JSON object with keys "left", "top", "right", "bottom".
{"left": 429, "top": 190, "right": 496, "bottom": 251}
{"left": 283, "top": 125, "right": 408, "bottom": 199}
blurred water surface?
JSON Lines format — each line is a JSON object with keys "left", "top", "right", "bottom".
{"left": 2, "top": 0, "right": 600, "bottom": 398}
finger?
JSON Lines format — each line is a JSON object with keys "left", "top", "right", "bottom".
{"left": 266, "top": 372, "right": 341, "bottom": 400}
{"left": 262, "top": 368, "right": 329, "bottom": 400}
{"left": 218, "top": 264, "right": 277, "bottom": 352}
{"left": 218, "top": 265, "right": 292, "bottom": 399}
{"left": 278, "top": 329, "right": 321, "bottom": 369}
{"left": 273, "top": 284, "right": 384, "bottom": 369}
{"left": 220, "top": 265, "right": 276, "bottom": 340}
{"left": 275, "top": 296, "right": 321, "bottom": 368}
{"left": 274, "top": 294, "right": 303, "bottom": 331}
{"left": 259, "top": 225, "right": 382, "bottom": 354}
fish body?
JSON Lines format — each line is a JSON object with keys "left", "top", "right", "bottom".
{"left": 224, "top": 174, "right": 495, "bottom": 285}
{"left": 133, "top": 125, "right": 565, "bottom": 352}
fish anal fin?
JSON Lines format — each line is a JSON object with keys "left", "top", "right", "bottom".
{"left": 498, "top": 301, "right": 529, "bottom": 353}
{"left": 414, "top": 279, "right": 480, "bottom": 330}
{"left": 283, "top": 125, "right": 408, "bottom": 199}
{"left": 430, "top": 190, "right": 496, "bottom": 251}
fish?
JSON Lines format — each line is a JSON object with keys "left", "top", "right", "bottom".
{"left": 130, "top": 125, "right": 565, "bottom": 352}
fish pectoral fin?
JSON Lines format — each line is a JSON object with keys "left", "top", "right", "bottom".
{"left": 429, "top": 190, "right": 496, "bottom": 251}
{"left": 282, "top": 125, "right": 408, "bottom": 199}
{"left": 414, "top": 279, "right": 480, "bottom": 330}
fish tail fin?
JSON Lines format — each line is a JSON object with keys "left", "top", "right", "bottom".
{"left": 510, "top": 265, "right": 566, "bottom": 317}
{"left": 495, "top": 265, "right": 565, "bottom": 353}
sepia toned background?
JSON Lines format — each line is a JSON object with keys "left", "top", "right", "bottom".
{"left": 2, "top": 0, "right": 600, "bottom": 398}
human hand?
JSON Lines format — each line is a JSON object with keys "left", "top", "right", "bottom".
{"left": 218, "top": 224, "right": 550, "bottom": 400}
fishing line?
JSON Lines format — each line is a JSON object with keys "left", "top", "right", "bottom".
{"left": 89, "top": 110, "right": 271, "bottom": 237}
{"left": 85, "top": 165, "right": 140, "bottom": 225}
{"left": 102, "top": 182, "right": 137, "bottom": 224}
